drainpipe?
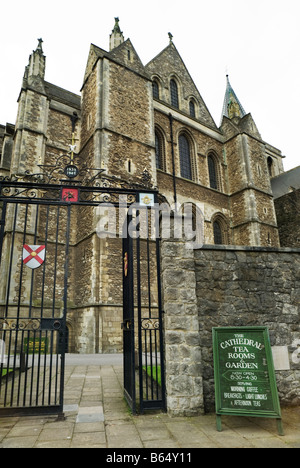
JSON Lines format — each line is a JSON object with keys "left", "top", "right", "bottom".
{"left": 168, "top": 113, "right": 177, "bottom": 207}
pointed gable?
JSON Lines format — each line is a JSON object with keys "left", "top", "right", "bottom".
{"left": 83, "top": 44, "right": 105, "bottom": 84}
{"left": 82, "top": 39, "right": 148, "bottom": 89}
{"left": 108, "top": 39, "right": 148, "bottom": 78}
{"left": 220, "top": 113, "right": 262, "bottom": 140}
{"left": 239, "top": 114, "right": 261, "bottom": 139}
{"left": 145, "top": 42, "right": 217, "bottom": 129}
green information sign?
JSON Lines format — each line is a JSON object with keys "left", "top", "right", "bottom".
{"left": 24, "top": 337, "right": 48, "bottom": 354}
{"left": 212, "top": 327, "right": 283, "bottom": 435}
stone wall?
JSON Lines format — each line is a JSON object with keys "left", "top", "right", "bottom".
{"left": 161, "top": 238, "right": 300, "bottom": 416}
{"left": 195, "top": 245, "right": 300, "bottom": 412}
{"left": 161, "top": 236, "right": 203, "bottom": 416}
{"left": 275, "top": 190, "right": 300, "bottom": 248}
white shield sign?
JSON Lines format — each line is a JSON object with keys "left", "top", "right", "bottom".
{"left": 23, "top": 245, "right": 46, "bottom": 270}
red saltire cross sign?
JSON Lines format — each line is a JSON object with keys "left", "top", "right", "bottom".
{"left": 23, "top": 245, "right": 46, "bottom": 270}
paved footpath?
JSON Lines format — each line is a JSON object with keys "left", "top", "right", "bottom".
{"left": 0, "top": 362, "right": 300, "bottom": 449}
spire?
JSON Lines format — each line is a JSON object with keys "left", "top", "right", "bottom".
{"left": 21, "top": 39, "right": 46, "bottom": 94}
{"left": 109, "top": 17, "right": 125, "bottom": 51}
{"left": 221, "top": 75, "right": 246, "bottom": 123}
{"left": 28, "top": 38, "right": 46, "bottom": 81}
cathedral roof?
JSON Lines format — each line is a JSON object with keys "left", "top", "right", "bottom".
{"left": 221, "top": 75, "right": 246, "bottom": 123}
{"left": 44, "top": 82, "right": 81, "bottom": 109}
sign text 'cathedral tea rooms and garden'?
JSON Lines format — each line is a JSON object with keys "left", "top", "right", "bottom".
{"left": 212, "top": 327, "right": 283, "bottom": 435}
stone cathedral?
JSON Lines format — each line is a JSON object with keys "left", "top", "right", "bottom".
{"left": 0, "top": 19, "right": 299, "bottom": 354}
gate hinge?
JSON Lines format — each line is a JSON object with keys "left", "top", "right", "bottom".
{"left": 121, "top": 319, "right": 133, "bottom": 330}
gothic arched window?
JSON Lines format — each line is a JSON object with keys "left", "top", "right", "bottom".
{"left": 170, "top": 79, "right": 179, "bottom": 108}
{"left": 155, "top": 130, "right": 165, "bottom": 170}
{"left": 267, "top": 157, "right": 273, "bottom": 177}
{"left": 179, "top": 134, "right": 192, "bottom": 180}
{"left": 208, "top": 154, "right": 218, "bottom": 190}
{"left": 189, "top": 100, "right": 196, "bottom": 118}
{"left": 152, "top": 81, "right": 159, "bottom": 99}
{"left": 213, "top": 220, "right": 223, "bottom": 245}
{"left": 212, "top": 214, "right": 230, "bottom": 245}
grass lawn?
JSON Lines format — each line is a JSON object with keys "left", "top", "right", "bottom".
{"left": 143, "top": 365, "right": 161, "bottom": 386}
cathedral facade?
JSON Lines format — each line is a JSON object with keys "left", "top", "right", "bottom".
{"left": 0, "top": 19, "right": 295, "bottom": 354}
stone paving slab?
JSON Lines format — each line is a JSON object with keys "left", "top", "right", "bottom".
{"left": 0, "top": 364, "right": 299, "bottom": 449}
{"left": 76, "top": 406, "right": 105, "bottom": 423}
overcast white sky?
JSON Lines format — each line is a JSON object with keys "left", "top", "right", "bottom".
{"left": 0, "top": 0, "right": 299, "bottom": 171}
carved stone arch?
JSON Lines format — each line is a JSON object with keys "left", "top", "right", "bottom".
{"left": 169, "top": 73, "right": 182, "bottom": 87}
{"left": 211, "top": 212, "right": 230, "bottom": 245}
{"left": 176, "top": 126, "right": 196, "bottom": 143}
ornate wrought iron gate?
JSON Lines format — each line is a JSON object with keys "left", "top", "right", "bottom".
{"left": 0, "top": 179, "right": 166, "bottom": 416}
{"left": 122, "top": 217, "right": 136, "bottom": 412}
{"left": 122, "top": 201, "right": 166, "bottom": 414}
{"left": 0, "top": 185, "right": 71, "bottom": 416}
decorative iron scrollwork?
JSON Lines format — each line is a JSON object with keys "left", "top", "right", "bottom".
{"left": 0, "top": 182, "right": 60, "bottom": 201}
{"left": 0, "top": 153, "right": 106, "bottom": 187}
{"left": 0, "top": 318, "right": 41, "bottom": 331}
{"left": 141, "top": 318, "right": 160, "bottom": 330}
{"left": 1, "top": 185, "right": 36, "bottom": 199}
{"left": 0, "top": 318, "right": 64, "bottom": 332}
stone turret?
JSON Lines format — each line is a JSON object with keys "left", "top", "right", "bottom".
{"left": 23, "top": 38, "right": 46, "bottom": 93}
{"left": 12, "top": 39, "right": 49, "bottom": 174}
{"left": 220, "top": 75, "right": 281, "bottom": 246}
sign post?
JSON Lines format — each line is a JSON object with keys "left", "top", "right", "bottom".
{"left": 212, "top": 327, "right": 283, "bottom": 436}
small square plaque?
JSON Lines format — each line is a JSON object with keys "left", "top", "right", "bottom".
{"left": 139, "top": 193, "right": 155, "bottom": 207}
{"left": 272, "top": 346, "right": 290, "bottom": 370}
{"left": 61, "top": 188, "right": 79, "bottom": 203}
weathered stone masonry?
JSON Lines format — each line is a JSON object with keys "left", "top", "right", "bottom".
{"left": 161, "top": 235, "right": 203, "bottom": 417}
{"left": 161, "top": 238, "right": 300, "bottom": 416}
